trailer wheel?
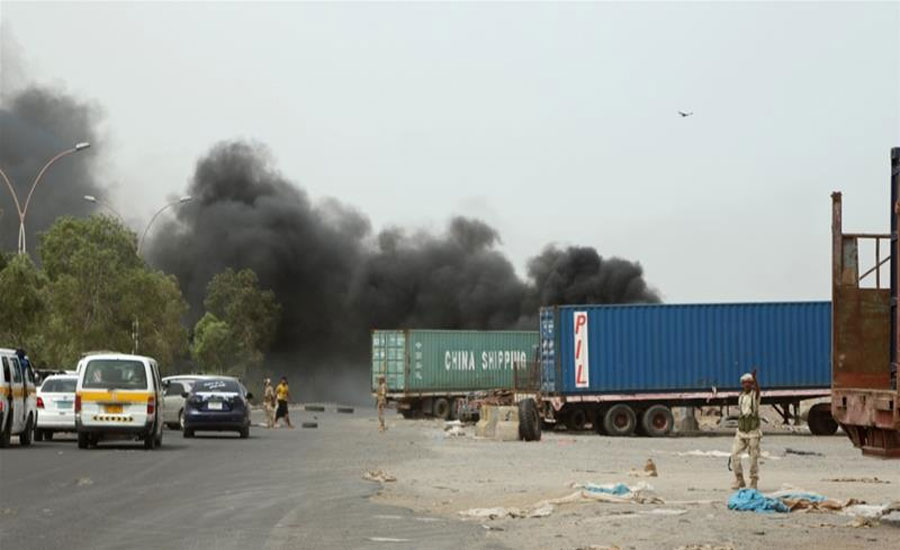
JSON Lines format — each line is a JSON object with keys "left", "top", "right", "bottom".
{"left": 807, "top": 403, "right": 838, "bottom": 436}
{"left": 565, "top": 408, "right": 588, "bottom": 431}
{"left": 450, "top": 398, "right": 465, "bottom": 421}
{"left": 518, "top": 398, "right": 542, "bottom": 441}
{"left": 433, "top": 398, "right": 452, "bottom": 420}
{"left": 400, "top": 409, "right": 416, "bottom": 419}
{"left": 640, "top": 405, "right": 674, "bottom": 437}
{"left": 603, "top": 404, "right": 637, "bottom": 437}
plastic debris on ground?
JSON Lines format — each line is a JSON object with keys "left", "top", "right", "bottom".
{"left": 727, "top": 489, "right": 790, "bottom": 514}
{"left": 363, "top": 470, "right": 397, "bottom": 483}
{"left": 443, "top": 420, "right": 466, "bottom": 437}
{"left": 459, "top": 481, "right": 665, "bottom": 521}
{"left": 784, "top": 447, "right": 824, "bottom": 457}
{"left": 823, "top": 477, "right": 890, "bottom": 484}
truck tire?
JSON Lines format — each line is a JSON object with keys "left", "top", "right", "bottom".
{"left": 78, "top": 431, "right": 89, "bottom": 449}
{"left": 450, "top": 398, "right": 465, "bottom": 421}
{"left": 603, "top": 404, "right": 637, "bottom": 437}
{"left": 34, "top": 429, "right": 44, "bottom": 442}
{"left": 565, "top": 408, "right": 588, "bottom": 431}
{"left": 433, "top": 398, "right": 451, "bottom": 420}
{"left": 19, "top": 414, "right": 34, "bottom": 446}
{"left": 807, "top": 403, "right": 838, "bottom": 436}
{"left": 518, "top": 398, "right": 542, "bottom": 442}
{"left": 640, "top": 405, "right": 674, "bottom": 437}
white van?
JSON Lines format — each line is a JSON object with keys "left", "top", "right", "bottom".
{"left": 0, "top": 348, "right": 38, "bottom": 447}
{"left": 75, "top": 353, "right": 165, "bottom": 450}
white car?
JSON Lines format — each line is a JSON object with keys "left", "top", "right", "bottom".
{"left": 35, "top": 374, "right": 78, "bottom": 441}
{"left": 75, "top": 353, "right": 165, "bottom": 450}
{"left": 162, "top": 375, "right": 216, "bottom": 430}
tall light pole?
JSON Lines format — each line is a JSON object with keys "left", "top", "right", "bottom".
{"left": 1, "top": 142, "right": 91, "bottom": 254}
{"left": 137, "top": 196, "right": 192, "bottom": 256}
{"left": 83, "top": 194, "right": 126, "bottom": 224}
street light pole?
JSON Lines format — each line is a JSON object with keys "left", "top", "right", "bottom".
{"left": 83, "top": 194, "right": 126, "bottom": 224}
{"left": 137, "top": 196, "right": 192, "bottom": 256}
{"left": 4, "top": 142, "right": 91, "bottom": 254}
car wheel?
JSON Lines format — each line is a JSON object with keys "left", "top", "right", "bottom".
{"left": 239, "top": 426, "right": 249, "bottom": 439}
{"left": 183, "top": 428, "right": 194, "bottom": 438}
{"left": 143, "top": 425, "right": 157, "bottom": 450}
{"left": 45, "top": 431, "right": 53, "bottom": 441}
{"left": 155, "top": 427, "right": 163, "bottom": 448}
{"left": 77, "top": 431, "right": 89, "bottom": 449}
{"left": 0, "top": 409, "right": 11, "bottom": 448}
{"left": 19, "top": 414, "right": 34, "bottom": 446}
{"left": 34, "top": 429, "right": 44, "bottom": 442}
{"left": 178, "top": 409, "right": 185, "bottom": 431}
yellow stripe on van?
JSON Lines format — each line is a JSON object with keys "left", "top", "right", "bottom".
{"left": 78, "top": 390, "right": 154, "bottom": 403}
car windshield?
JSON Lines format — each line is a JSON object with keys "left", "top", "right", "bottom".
{"left": 41, "top": 378, "right": 77, "bottom": 393}
{"left": 83, "top": 360, "right": 148, "bottom": 390}
{"left": 193, "top": 379, "right": 240, "bottom": 393}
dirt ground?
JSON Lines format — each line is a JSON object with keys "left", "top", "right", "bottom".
{"left": 365, "top": 413, "right": 900, "bottom": 550}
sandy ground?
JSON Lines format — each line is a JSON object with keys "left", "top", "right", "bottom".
{"left": 367, "top": 414, "right": 900, "bottom": 550}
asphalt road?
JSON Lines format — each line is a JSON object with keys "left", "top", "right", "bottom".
{"left": 0, "top": 408, "right": 503, "bottom": 550}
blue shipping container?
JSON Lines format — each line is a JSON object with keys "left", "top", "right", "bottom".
{"left": 540, "top": 301, "right": 831, "bottom": 394}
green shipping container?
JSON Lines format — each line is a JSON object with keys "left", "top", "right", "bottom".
{"left": 371, "top": 330, "right": 539, "bottom": 393}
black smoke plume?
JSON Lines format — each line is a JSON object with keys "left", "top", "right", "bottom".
{"left": 0, "top": 87, "right": 101, "bottom": 253}
{"left": 148, "top": 141, "right": 660, "bottom": 401}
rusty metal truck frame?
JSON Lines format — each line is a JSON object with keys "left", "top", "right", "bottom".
{"left": 830, "top": 147, "right": 900, "bottom": 457}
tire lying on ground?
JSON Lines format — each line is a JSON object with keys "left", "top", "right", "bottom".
{"left": 603, "top": 404, "right": 637, "bottom": 437}
{"left": 336, "top": 407, "right": 354, "bottom": 414}
{"left": 301, "top": 422, "right": 318, "bottom": 429}
{"left": 807, "top": 403, "right": 838, "bottom": 436}
{"left": 518, "top": 398, "right": 542, "bottom": 442}
{"left": 432, "top": 397, "right": 451, "bottom": 420}
{"left": 304, "top": 405, "right": 325, "bottom": 412}
{"left": 640, "top": 405, "right": 674, "bottom": 437}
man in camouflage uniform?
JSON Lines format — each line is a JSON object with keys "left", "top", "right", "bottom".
{"left": 376, "top": 376, "right": 388, "bottom": 432}
{"left": 730, "top": 370, "right": 762, "bottom": 490}
{"left": 263, "top": 378, "right": 276, "bottom": 429}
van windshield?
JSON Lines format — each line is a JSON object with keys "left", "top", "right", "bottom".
{"left": 83, "top": 360, "right": 148, "bottom": 390}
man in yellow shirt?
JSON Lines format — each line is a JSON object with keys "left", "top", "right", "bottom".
{"left": 274, "top": 377, "right": 293, "bottom": 429}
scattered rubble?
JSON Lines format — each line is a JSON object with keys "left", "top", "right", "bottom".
{"left": 363, "top": 470, "right": 397, "bottom": 483}
{"left": 823, "top": 477, "right": 890, "bottom": 484}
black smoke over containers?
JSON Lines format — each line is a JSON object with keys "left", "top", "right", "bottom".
{"left": 0, "top": 87, "right": 101, "bottom": 253}
{"left": 148, "top": 140, "right": 660, "bottom": 401}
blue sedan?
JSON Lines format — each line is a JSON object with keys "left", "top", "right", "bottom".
{"left": 182, "top": 377, "right": 253, "bottom": 438}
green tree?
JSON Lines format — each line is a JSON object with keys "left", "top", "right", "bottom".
{"left": 39, "top": 215, "right": 189, "bottom": 370}
{"left": 0, "top": 253, "right": 48, "bottom": 352}
{"left": 194, "top": 268, "right": 281, "bottom": 376}
{"left": 191, "top": 313, "right": 239, "bottom": 375}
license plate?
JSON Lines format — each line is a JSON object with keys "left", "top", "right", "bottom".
{"left": 207, "top": 402, "right": 223, "bottom": 410}
{"left": 57, "top": 401, "right": 73, "bottom": 409}
{"left": 105, "top": 404, "right": 124, "bottom": 414}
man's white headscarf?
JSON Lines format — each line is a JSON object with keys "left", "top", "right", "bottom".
{"left": 740, "top": 373, "right": 754, "bottom": 383}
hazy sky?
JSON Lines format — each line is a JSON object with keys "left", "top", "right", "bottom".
{"left": 1, "top": 1, "right": 898, "bottom": 303}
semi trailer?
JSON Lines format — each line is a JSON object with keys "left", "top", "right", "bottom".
{"left": 534, "top": 301, "right": 835, "bottom": 437}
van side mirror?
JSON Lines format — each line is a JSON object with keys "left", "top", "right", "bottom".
{"left": 181, "top": 392, "right": 189, "bottom": 398}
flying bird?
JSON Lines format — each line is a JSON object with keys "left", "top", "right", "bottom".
{"left": 678, "top": 111, "right": 694, "bottom": 118}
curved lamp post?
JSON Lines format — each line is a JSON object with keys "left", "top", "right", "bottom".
{"left": 1, "top": 142, "right": 91, "bottom": 254}
{"left": 137, "top": 196, "right": 192, "bottom": 256}
{"left": 83, "top": 194, "right": 126, "bottom": 224}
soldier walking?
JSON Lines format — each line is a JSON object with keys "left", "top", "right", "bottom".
{"left": 376, "top": 376, "right": 388, "bottom": 432}
{"left": 263, "top": 378, "right": 276, "bottom": 428}
{"left": 731, "top": 370, "right": 761, "bottom": 490}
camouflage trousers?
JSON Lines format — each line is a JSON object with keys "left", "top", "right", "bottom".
{"left": 731, "top": 431, "right": 761, "bottom": 481}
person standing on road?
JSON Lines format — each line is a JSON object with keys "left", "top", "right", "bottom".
{"left": 263, "top": 378, "right": 276, "bottom": 429}
{"left": 376, "top": 376, "right": 388, "bottom": 432}
{"left": 730, "top": 370, "right": 761, "bottom": 490}
{"left": 275, "top": 376, "right": 294, "bottom": 429}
